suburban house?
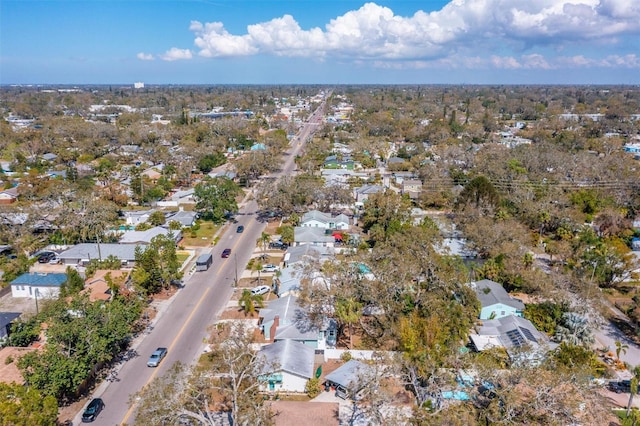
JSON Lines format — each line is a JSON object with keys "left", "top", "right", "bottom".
{"left": 321, "top": 169, "right": 357, "bottom": 187}
{"left": 258, "top": 339, "right": 316, "bottom": 393}
{"left": 471, "top": 279, "right": 524, "bottom": 320}
{"left": 42, "top": 153, "right": 58, "bottom": 162}
{"left": 10, "top": 272, "right": 68, "bottom": 298}
{"left": 57, "top": 243, "right": 144, "bottom": 267}
{"left": 122, "top": 209, "right": 155, "bottom": 227}
{"left": 141, "top": 165, "right": 163, "bottom": 181}
{"left": 300, "top": 210, "right": 350, "bottom": 230}
{"left": 469, "top": 315, "right": 557, "bottom": 364}
{"left": 259, "top": 295, "right": 335, "bottom": 348}
{"left": 275, "top": 267, "right": 302, "bottom": 297}
{"left": 0, "top": 187, "right": 18, "bottom": 204}
{"left": 0, "top": 312, "right": 21, "bottom": 343}
{"left": 324, "top": 360, "right": 376, "bottom": 400}
{"left": 293, "top": 227, "right": 335, "bottom": 247}
{"left": 165, "top": 210, "right": 198, "bottom": 228}
{"left": 401, "top": 179, "right": 423, "bottom": 199}
{"left": 170, "top": 188, "right": 195, "bottom": 204}
{"left": 82, "top": 270, "right": 130, "bottom": 302}
{"left": 354, "top": 184, "right": 385, "bottom": 206}
{"left": 283, "top": 245, "right": 334, "bottom": 267}
{"left": 118, "top": 226, "right": 182, "bottom": 245}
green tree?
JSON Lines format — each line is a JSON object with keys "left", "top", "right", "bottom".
{"left": 257, "top": 232, "right": 270, "bottom": 260}
{"left": 335, "top": 297, "right": 362, "bottom": 349}
{"left": 197, "top": 152, "right": 226, "bottom": 174}
{"left": 0, "top": 382, "right": 58, "bottom": 426}
{"left": 361, "top": 189, "right": 412, "bottom": 244}
{"left": 238, "top": 289, "right": 264, "bottom": 316}
{"left": 277, "top": 225, "right": 294, "bottom": 246}
{"left": 616, "top": 340, "right": 629, "bottom": 361}
{"left": 148, "top": 210, "right": 166, "bottom": 226}
{"left": 60, "top": 266, "right": 85, "bottom": 296}
{"left": 456, "top": 175, "right": 500, "bottom": 214}
{"left": 132, "top": 234, "right": 182, "bottom": 294}
{"left": 194, "top": 177, "right": 242, "bottom": 223}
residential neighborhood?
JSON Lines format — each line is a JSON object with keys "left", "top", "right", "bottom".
{"left": 0, "top": 84, "right": 640, "bottom": 425}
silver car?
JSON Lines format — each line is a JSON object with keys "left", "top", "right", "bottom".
{"left": 147, "top": 347, "right": 167, "bottom": 367}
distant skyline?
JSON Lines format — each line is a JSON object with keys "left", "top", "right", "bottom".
{"left": 1, "top": 0, "right": 639, "bottom": 85}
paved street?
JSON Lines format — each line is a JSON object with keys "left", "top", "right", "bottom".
{"left": 73, "top": 95, "right": 327, "bottom": 425}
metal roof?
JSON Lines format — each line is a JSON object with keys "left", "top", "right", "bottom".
{"left": 259, "top": 340, "right": 315, "bottom": 379}
{"left": 324, "top": 360, "right": 374, "bottom": 390}
{"left": 11, "top": 273, "right": 67, "bottom": 287}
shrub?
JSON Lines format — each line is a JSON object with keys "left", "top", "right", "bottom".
{"left": 305, "top": 377, "right": 322, "bottom": 398}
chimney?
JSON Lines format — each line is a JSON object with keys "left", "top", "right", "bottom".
{"left": 269, "top": 316, "right": 280, "bottom": 340}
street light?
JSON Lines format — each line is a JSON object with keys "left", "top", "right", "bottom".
{"left": 234, "top": 253, "right": 238, "bottom": 287}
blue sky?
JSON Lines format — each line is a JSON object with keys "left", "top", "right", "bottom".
{"left": 1, "top": 0, "right": 639, "bottom": 85}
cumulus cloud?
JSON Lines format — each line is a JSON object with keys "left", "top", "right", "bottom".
{"left": 137, "top": 52, "right": 155, "bottom": 61}
{"left": 151, "top": 1, "right": 640, "bottom": 69}
{"left": 160, "top": 48, "right": 193, "bottom": 61}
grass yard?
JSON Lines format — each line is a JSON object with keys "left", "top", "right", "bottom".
{"left": 176, "top": 252, "right": 190, "bottom": 264}
{"left": 180, "top": 221, "right": 221, "bottom": 247}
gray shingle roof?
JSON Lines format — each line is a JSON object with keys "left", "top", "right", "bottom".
{"left": 58, "top": 243, "right": 145, "bottom": 261}
{"left": 324, "top": 360, "right": 374, "bottom": 390}
{"left": 294, "top": 227, "right": 334, "bottom": 243}
{"left": 259, "top": 340, "right": 315, "bottom": 379}
{"left": 472, "top": 279, "right": 524, "bottom": 310}
{"left": 259, "top": 295, "right": 303, "bottom": 325}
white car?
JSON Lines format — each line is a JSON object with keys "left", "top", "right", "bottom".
{"left": 49, "top": 256, "right": 61, "bottom": 264}
{"left": 251, "top": 285, "right": 270, "bottom": 295}
{"left": 261, "top": 264, "right": 280, "bottom": 273}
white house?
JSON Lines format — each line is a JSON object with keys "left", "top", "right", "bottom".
{"left": 300, "top": 210, "right": 350, "bottom": 230}
{"left": 10, "top": 273, "right": 67, "bottom": 299}
{"left": 259, "top": 339, "right": 316, "bottom": 393}
{"left": 469, "top": 315, "right": 557, "bottom": 365}
{"left": 293, "top": 227, "right": 335, "bottom": 247}
{"left": 122, "top": 209, "right": 155, "bottom": 226}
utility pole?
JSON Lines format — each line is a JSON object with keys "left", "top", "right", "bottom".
{"left": 234, "top": 253, "right": 238, "bottom": 287}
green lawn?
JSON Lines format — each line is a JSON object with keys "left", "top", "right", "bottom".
{"left": 180, "top": 221, "right": 221, "bottom": 247}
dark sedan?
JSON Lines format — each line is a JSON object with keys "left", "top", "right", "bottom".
{"left": 82, "top": 398, "right": 104, "bottom": 422}
{"left": 221, "top": 248, "right": 232, "bottom": 258}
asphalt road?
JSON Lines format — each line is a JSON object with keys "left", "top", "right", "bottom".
{"left": 76, "top": 94, "right": 327, "bottom": 425}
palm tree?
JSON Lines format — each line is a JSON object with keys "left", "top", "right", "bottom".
{"left": 238, "top": 289, "right": 264, "bottom": 316}
{"left": 257, "top": 232, "right": 270, "bottom": 261}
{"left": 335, "top": 297, "right": 363, "bottom": 349}
{"left": 554, "top": 313, "right": 594, "bottom": 347}
{"left": 616, "top": 340, "right": 629, "bottom": 361}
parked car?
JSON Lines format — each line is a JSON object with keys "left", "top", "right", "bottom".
{"left": 262, "top": 264, "right": 279, "bottom": 273}
{"left": 251, "top": 285, "right": 270, "bottom": 295}
{"left": 236, "top": 225, "right": 244, "bottom": 233}
{"left": 609, "top": 380, "right": 632, "bottom": 393}
{"left": 82, "top": 398, "right": 104, "bottom": 423}
{"left": 268, "top": 241, "right": 288, "bottom": 250}
{"left": 147, "top": 347, "right": 168, "bottom": 367}
{"left": 221, "top": 248, "right": 232, "bottom": 258}
{"left": 37, "top": 252, "right": 56, "bottom": 263}
{"left": 49, "top": 256, "right": 61, "bottom": 264}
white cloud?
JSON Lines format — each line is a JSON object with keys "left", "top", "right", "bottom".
{"left": 137, "top": 52, "right": 155, "bottom": 61}
{"left": 160, "top": 48, "right": 193, "bottom": 61}
{"left": 152, "top": 1, "right": 640, "bottom": 70}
